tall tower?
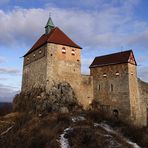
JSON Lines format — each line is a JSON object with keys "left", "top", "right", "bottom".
{"left": 22, "top": 17, "right": 82, "bottom": 101}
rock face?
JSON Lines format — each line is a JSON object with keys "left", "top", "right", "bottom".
{"left": 13, "top": 82, "right": 82, "bottom": 114}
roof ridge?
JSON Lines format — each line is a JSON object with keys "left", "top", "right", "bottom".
{"left": 95, "top": 50, "right": 132, "bottom": 59}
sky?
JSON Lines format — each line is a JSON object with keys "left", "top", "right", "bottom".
{"left": 0, "top": 0, "right": 148, "bottom": 102}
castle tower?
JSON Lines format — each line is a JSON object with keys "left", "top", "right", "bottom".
{"left": 22, "top": 17, "right": 82, "bottom": 101}
{"left": 90, "top": 50, "right": 143, "bottom": 126}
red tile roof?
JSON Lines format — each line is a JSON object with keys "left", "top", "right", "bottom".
{"left": 24, "top": 27, "right": 82, "bottom": 57}
{"left": 89, "top": 50, "right": 137, "bottom": 68}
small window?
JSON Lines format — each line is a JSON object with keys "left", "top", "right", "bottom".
{"left": 39, "top": 50, "right": 42, "bottom": 54}
{"left": 98, "top": 84, "right": 101, "bottom": 91}
{"left": 33, "top": 54, "right": 36, "bottom": 57}
{"left": 62, "top": 47, "right": 66, "bottom": 54}
{"left": 27, "top": 57, "right": 29, "bottom": 61}
{"left": 71, "top": 49, "right": 76, "bottom": 55}
{"left": 131, "top": 72, "right": 133, "bottom": 75}
{"left": 116, "top": 71, "right": 119, "bottom": 76}
{"left": 111, "top": 84, "right": 113, "bottom": 92}
{"left": 103, "top": 73, "right": 107, "bottom": 77}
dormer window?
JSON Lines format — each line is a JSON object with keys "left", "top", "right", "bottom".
{"left": 71, "top": 49, "right": 76, "bottom": 55}
{"left": 103, "top": 73, "right": 107, "bottom": 77}
{"left": 39, "top": 50, "right": 42, "bottom": 54}
{"left": 62, "top": 47, "right": 66, "bottom": 54}
{"left": 116, "top": 71, "right": 119, "bottom": 76}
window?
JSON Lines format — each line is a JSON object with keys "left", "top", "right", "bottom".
{"left": 71, "top": 49, "right": 76, "bottom": 55}
{"left": 111, "top": 84, "right": 113, "bottom": 92}
{"left": 103, "top": 73, "right": 107, "bottom": 77}
{"left": 27, "top": 57, "right": 29, "bottom": 61}
{"left": 39, "top": 50, "right": 42, "bottom": 54}
{"left": 116, "top": 71, "right": 119, "bottom": 76}
{"left": 98, "top": 84, "right": 101, "bottom": 91}
{"left": 33, "top": 54, "right": 36, "bottom": 57}
{"left": 62, "top": 47, "right": 66, "bottom": 54}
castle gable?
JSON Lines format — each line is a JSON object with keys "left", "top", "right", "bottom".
{"left": 24, "top": 27, "right": 82, "bottom": 57}
{"left": 89, "top": 50, "right": 137, "bottom": 68}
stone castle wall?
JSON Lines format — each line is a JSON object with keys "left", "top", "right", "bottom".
{"left": 128, "top": 64, "right": 144, "bottom": 126}
{"left": 80, "top": 75, "right": 94, "bottom": 108}
{"left": 22, "top": 46, "right": 47, "bottom": 92}
{"left": 90, "top": 63, "right": 131, "bottom": 121}
{"left": 138, "top": 79, "right": 148, "bottom": 126}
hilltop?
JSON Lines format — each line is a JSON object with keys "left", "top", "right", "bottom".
{"left": 0, "top": 111, "right": 148, "bottom": 148}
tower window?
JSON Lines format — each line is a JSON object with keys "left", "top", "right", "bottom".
{"left": 103, "top": 73, "right": 107, "bottom": 77}
{"left": 62, "top": 47, "right": 66, "bottom": 54}
{"left": 111, "top": 84, "right": 113, "bottom": 92}
{"left": 98, "top": 84, "right": 101, "bottom": 91}
{"left": 71, "top": 49, "right": 76, "bottom": 55}
{"left": 116, "top": 71, "right": 119, "bottom": 76}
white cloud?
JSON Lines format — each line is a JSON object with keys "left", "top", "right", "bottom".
{"left": 0, "top": 83, "right": 19, "bottom": 102}
{"left": 0, "top": 0, "right": 147, "bottom": 50}
{"left": 0, "top": 68, "right": 20, "bottom": 75}
{"left": 0, "top": 56, "right": 6, "bottom": 63}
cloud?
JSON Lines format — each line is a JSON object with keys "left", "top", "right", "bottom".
{"left": 0, "top": 56, "right": 6, "bottom": 63}
{"left": 0, "top": 83, "right": 19, "bottom": 102}
{"left": 0, "top": 68, "right": 20, "bottom": 75}
{"left": 0, "top": 0, "right": 147, "bottom": 50}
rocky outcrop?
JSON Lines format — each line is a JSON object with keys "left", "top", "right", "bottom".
{"left": 13, "top": 82, "right": 82, "bottom": 114}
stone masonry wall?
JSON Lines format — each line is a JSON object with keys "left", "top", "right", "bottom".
{"left": 138, "top": 79, "right": 148, "bottom": 126}
{"left": 128, "top": 64, "right": 144, "bottom": 126}
{"left": 90, "top": 63, "right": 131, "bottom": 121}
{"left": 22, "top": 46, "right": 47, "bottom": 92}
{"left": 80, "top": 75, "right": 94, "bottom": 108}
{"left": 46, "top": 43, "right": 83, "bottom": 105}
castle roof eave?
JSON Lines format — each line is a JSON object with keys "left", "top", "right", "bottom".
{"left": 89, "top": 61, "right": 137, "bottom": 69}
{"left": 23, "top": 27, "right": 82, "bottom": 57}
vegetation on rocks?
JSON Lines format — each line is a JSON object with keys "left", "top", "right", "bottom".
{"left": 13, "top": 82, "right": 82, "bottom": 114}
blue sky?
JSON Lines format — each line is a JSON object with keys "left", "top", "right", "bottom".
{"left": 0, "top": 0, "right": 148, "bottom": 102}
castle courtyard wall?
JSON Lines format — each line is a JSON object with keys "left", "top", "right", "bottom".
{"left": 80, "top": 75, "right": 94, "bottom": 108}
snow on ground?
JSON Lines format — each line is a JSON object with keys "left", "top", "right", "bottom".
{"left": 0, "top": 126, "right": 13, "bottom": 136}
{"left": 59, "top": 127, "right": 73, "bottom": 148}
{"left": 95, "top": 122, "right": 141, "bottom": 148}
{"left": 71, "top": 116, "right": 86, "bottom": 123}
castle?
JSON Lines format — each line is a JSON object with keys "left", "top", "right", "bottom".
{"left": 22, "top": 17, "right": 148, "bottom": 126}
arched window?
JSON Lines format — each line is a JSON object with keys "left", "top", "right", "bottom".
{"left": 71, "top": 49, "right": 76, "bottom": 55}
{"left": 62, "top": 47, "right": 66, "bottom": 54}
{"left": 113, "top": 109, "right": 119, "bottom": 119}
{"left": 103, "top": 73, "right": 107, "bottom": 77}
{"left": 116, "top": 71, "right": 119, "bottom": 76}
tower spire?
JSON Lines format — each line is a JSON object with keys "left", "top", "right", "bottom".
{"left": 45, "top": 14, "right": 55, "bottom": 34}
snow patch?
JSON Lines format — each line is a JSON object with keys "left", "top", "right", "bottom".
{"left": 59, "top": 127, "right": 73, "bottom": 148}
{"left": 71, "top": 116, "right": 85, "bottom": 122}
{"left": 95, "top": 123, "right": 141, "bottom": 148}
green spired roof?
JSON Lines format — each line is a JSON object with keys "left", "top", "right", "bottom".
{"left": 45, "top": 17, "right": 55, "bottom": 34}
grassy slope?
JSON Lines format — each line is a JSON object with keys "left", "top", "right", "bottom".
{"left": 0, "top": 111, "right": 147, "bottom": 148}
